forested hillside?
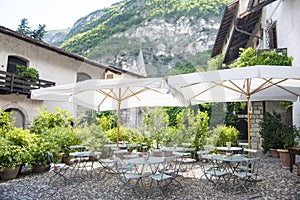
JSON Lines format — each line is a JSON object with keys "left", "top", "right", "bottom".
{"left": 46, "top": 0, "right": 232, "bottom": 77}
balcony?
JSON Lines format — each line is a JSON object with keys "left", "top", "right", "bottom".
{"left": 0, "top": 70, "right": 55, "bottom": 96}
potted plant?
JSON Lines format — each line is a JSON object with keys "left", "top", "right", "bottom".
{"left": 79, "top": 123, "right": 109, "bottom": 161}
{"left": 16, "top": 65, "right": 39, "bottom": 79}
{"left": 260, "top": 112, "right": 285, "bottom": 157}
{"left": 260, "top": 112, "right": 300, "bottom": 167}
{"left": 0, "top": 128, "right": 32, "bottom": 179}
{"left": 30, "top": 107, "right": 81, "bottom": 164}
{"left": 28, "top": 137, "right": 51, "bottom": 173}
{"left": 277, "top": 125, "right": 299, "bottom": 169}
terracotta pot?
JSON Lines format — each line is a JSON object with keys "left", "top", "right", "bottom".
{"left": 270, "top": 149, "right": 280, "bottom": 158}
{"left": 32, "top": 163, "right": 50, "bottom": 173}
{"left": 62, "top": 156, "right": 75, "bottom": 165}
{"left": 277, "top": 149, "right": 294, "bottom": 169}
{"left": 0, "top": 165, "right": 21, "bottom": 180}
{"left": 89, "top": 156, "right": 98, "bottom": 161}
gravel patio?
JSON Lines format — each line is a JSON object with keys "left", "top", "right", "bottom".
{"left": 0, "top": 156, "right": 299, "bottom": 200}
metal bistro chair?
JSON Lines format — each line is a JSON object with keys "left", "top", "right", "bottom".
{"left": 201, "top": 154, "right": 229, "bottom": 190}
{"left": 48, "top": 152, "right": 70, "bottom": 185}
{"left": 232, "top": 157, "right": 261, "bottom": 197}
{"left": 149, "top": 156, "right": 178, "bottom": 197}
{"left": 115, "top": 159, "right": 144, "bottom": 199}
{"left": 159, "top": 155, "right": 182, "bottom": 189}
{"left": 197, "top": 150, "right": 213, "bottom": 181}
{"left": 237, "top": 148, "right": 258, "bottom": 172}
{"left": 175, "top": 147, "right": 197, "bottom": 177}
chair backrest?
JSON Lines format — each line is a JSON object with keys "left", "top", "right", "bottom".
{"left": 48, "top": 152, "right": 55, "bottom": 164}
{"left": 248, "top": 157, "right": 261, "bottom": 175}
{"left": 244, "top": 148, "right": 258, "bottom": 157}
{"left": 152, "top": 149, "right": 164, "bottom": 157}
{"left": 203, "top": 145, "right": 215, "bottom": 152}
{"left": 197, "top": 150, "right": 211, "bottom": 171}
{"left": 114, "top": 149, "right": 129, "bottom": 159}
{"left": 182, "top": 147, "right": 196, "bottom": 158}
{"left": 160, "top": 156, "right": 178, "bottom": 178}
{"left": 182, "top": 142, "right": 192, "bottom": 147}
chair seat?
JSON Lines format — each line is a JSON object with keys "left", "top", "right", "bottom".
{"left": 118, "top": 164, "right": 133, "bottom": 171}
{"left": 233, "top": 171, "right": 255, "bottom": 178}
{"left": 50, "top": 163, "right": 69, "bottom": 170}
{"left": 207, "top": 169, "right": 228, "bottom": 177}
{"left": 178, "top": 158, "right": 196, "bottom": 163}
{"left": 149, "top": 173, "right": 173, "bottom": 181}
{"left": 71, "top": 157, "right": 89, "bottom": 162}
{"left": 237, "top": 165, "right": 251, "bottom": 171}
{"left": 122, "top": 173, "right": 142, "bottom": 179}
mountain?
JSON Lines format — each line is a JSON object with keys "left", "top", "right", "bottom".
{"left": 44, "top": 0, "right": 231, "bottom": 77}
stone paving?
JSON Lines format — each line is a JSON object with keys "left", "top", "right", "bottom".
{"left": 0, "top": 156, "right": 299, "bottom": 200}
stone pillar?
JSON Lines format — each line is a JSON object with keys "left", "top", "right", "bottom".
{"left": 250, "top": 101, "right": 264, "bottom": 150}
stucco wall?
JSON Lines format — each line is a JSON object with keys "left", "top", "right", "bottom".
{"left": 0, "top": 33, "right": 107, "bottom": 84}
{"left": 262, "top": 0, "right": 300, "bottom": 66}
{"left": 0, "top": 30, "right": 139, "bottom": 128}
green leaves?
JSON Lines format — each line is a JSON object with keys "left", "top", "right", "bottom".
{"left": 16, "top": 65, "right": 39, "bottom": 79}
{"left": 231, "top": 47, "right": 293, "bottom": 68}
{"left": 207, "top": 125, "right": 240, "bottom": 147}
{"left": 260, "top": 112, "right": 299, "bottom": 153}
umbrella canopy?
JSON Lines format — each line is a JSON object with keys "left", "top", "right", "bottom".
{"left": 168, "top": 65, "right": 300, "bottom": 148}
{"left": 31, "top": 77, "right": 185, "bottom": 146}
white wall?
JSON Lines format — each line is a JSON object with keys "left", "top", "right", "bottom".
{"left": 0, "top": 31, "right": 133, "bottom": 127}
{"left": 261, "top": 0, "right": 300, "bottom": 128}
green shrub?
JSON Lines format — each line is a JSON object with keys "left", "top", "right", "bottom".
{"left": 40, "top": 126, "right": 81, "bottom": 156}
{"left": 31, "top": 107, "right": 74, "bottom": 135}
{"left": 260, "top": 112, "right": 299, "bottom": 153}
{"left": 0, "top": 107, "right": 13, "bottom": 132}
{"left": 231, "top": 47, "right": 293, "bottom": 68}
{"left": 207, "top": 125, "right": 240, "bottom": 147}
{"left": 16, "top": 65, "right": 39, "bottom": 79}
{"left": 0, "top": 128, "right": 34, "bottom": 170}
{"left": 79, "top": 124, "right": 109, "bottom": 152}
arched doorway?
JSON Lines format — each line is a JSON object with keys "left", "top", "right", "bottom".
{"left": 235, "top": 118, "right": 248, "bottom": 141}
{"left": 5, "top": 108, "right": 25, "bottom": 128}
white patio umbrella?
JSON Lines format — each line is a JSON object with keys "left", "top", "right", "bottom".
{"left": 168, "top": 65, "right": 300, "bottom": 149}
{"left": 31, "top": 77, "right": 185, "bottom": 146}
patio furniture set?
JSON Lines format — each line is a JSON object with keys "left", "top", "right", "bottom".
{"left": 197, "top": 145, "right": 261, "bottom": 198}
{"left": 47, "top": 143, "right": 262, "bottom": 199}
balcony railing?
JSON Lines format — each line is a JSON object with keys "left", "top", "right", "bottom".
{"left": 0, "top": 70, "right": 55, "bottom": 95}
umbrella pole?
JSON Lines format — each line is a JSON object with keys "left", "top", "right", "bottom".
{"left": 247, "top": 96, "right": 251, "bottom": 157}
{"left": 117, "top": 100, "right": 121, "bottom": 148}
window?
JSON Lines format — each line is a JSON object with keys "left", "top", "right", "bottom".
{"left": 266, "top": 21, "right": 277, "bottom": 49}
{"left": 76, "top": 72, "right": 91, "bottom": 82}
{"left": 106, "top": 74, "right": 114, "bottom": 79}
{"left": 7, "top": 56, "right": 28, "bottom": 74}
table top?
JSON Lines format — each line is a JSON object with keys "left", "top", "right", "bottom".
{"left": 288, "top": 147, "right": 300, "bottom": 154}
{"left": 128, "top": 157, "right": 165, "bottom": 165}
{"left": 69, "top": 151, "right": 101, "bottom": 157}
{"left": 204, "top": 154, "right": 248, "bottom": 162}
{"left": 216, "top": 147, "right": 242, "bottom": 151}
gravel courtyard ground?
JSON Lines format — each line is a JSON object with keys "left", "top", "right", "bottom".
{"left": 0, "top": 156, "right": 299, "bottom": 200}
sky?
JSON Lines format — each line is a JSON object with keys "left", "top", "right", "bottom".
{"left": 0, "top": 0, "right": 121, "bottom": 31}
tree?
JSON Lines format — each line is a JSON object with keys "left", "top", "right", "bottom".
{"left": 16, "top": 18, "right": 46, "bottom": 41}
{"left": 31, "top": 24, "right": 46, "bottom": 40}
{"left": 17, "top": 18, "right": 31, "bottom": 35}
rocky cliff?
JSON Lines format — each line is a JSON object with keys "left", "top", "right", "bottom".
{"left": 44, "top": 0, "right": 230, "bottom": 77}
